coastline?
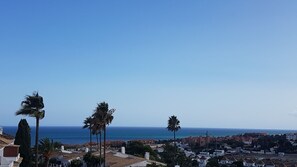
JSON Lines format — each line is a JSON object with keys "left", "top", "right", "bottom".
{"left": 2, "top": 126, "right": 296, "bottom": 145}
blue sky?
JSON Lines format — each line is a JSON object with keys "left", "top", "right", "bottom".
{"left": 0, "top": 1, "right": 297, "bottom": 129}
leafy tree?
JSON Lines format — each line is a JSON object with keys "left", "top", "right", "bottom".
{"left": 83, "top": 152, "right": 103, "bottom": 167}
{"left": 192, "top": 160, "right": 199, "bottom": 166}
{"left": 16, "top": 92, "right": 45, "bottom": 167}
{"left": 14, "top": 119, "right": 32, "bottom": 167}
{"left": 225, "top": 139, "right": 244, "bottom": 148}
{"left": 160, "top": 143, "right": 194, "bottom": 167}
{"left": 167, "top": 115, "right": 180, "bottom": 164}
{"left": 70, "top": 159, "right": 83, "bottom": 167}
{"left": 49, "top": 158, "right": 60, "bottom": 166}
{"left": 232, "top": 161, "right": 244, "bottom": 167}
{"left": 126, "top": 141, "right": 159, "bottom": 161}
{"left": 92, "top": 102, "right": 115, "bottom": 167}
{"left": 206, "top": 157, "right": 219, "bottom": 167}
{"left": 160, "top": 143, "right": 175, "bottom": 166}
{"left": 83, "top": 152, "right": 92, "bottom": 166}
{"left": 53, "top": 141, "right": 62, "bottom": 149}
{"left": 39, "top": 138, "right": 55, "bottom": 167}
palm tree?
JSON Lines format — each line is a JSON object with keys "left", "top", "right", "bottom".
{"left": 39, "top": 138, "right": 55, "bottom": 167}
{"left": 16, "top": 92, "right": 45, "bottom": 167}
{"left": 91, "top": 123, "right": 100, "bottom": 152}
{"left": 93, "top": 102, "right": 115, "bottom": 167}
{"left": 167, "top": 115, "right": 181, "bottom": 164}
{"left": 83, "top": 116, "right": 93, "bottom": 151}
{"left": 167, "top": 115, "right": 181, "bottom": 144}
{"left": 91, "top": 116, "right": 103, "bottom": 157}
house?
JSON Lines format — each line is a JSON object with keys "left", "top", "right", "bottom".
{"left": 0, "top": 127, "right": 23, "bottom": 167}
{"left": 49, "top": 151, "right": 86, "bottom": 167}
{"left": 184, "top": 150, "right": 195, "bottom": 157}
{"left": 286, "top": 133, "right": 297, "bottom": 141}
{"left": 212, "top": 149, "right": 225, "bottom": 157}
{"left": 255, "top": 160, "right": 265, "bottom": 167}
{"left": 197, "top": 156, "right": 209, "bottom": 167}
{"left": 50, "top": 147, "right": 166, "bottom": 167}
{"left": 243, "top": 159, "right": 255, "bottom": 167}
{"left": 219, "top": 157, "right": 231, "bottom": 165}
{"left": 199, "top": 152, "right": 210, "bottom": 157}
{"left": 219, "top": 156, "right": 237, "bottom": 165}
{"left": 104, "top": 149, "right": 166, "bottom": 167}
{"left": 263, "top": 160, "right": 275, "bottom": 167}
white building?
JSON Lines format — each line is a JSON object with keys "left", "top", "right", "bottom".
{"left": 286, "top": 133, "right": 297, "bottom": 141}
{"left": 212, "top": 150, "right": 225, "bottom": 157}
{"left": 0, "top": 127, "right": 22, "bottom": 167}
{"left": 197, "top": 156, "right": 209, "bottom": 167}
{"left": 105, "top": 149, "right": 166, "bottom": 167}
{"left": 50, "top": 147, "right": 166, "bottom": 167}
{"left": 243, "top": 159, "right": 255, "bottom": 167}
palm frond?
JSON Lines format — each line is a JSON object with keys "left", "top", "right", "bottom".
{"left": 167, "top": 115, "right": 181, "bottom": 132}
{"left": 15, "top": 92, "right": 45, "bottom": 118}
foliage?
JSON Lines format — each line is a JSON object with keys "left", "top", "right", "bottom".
{"left": 16, "top": 91, "right": 45, "bottom": 167}
{"left": 83, "top": 116, "right": 94, "bottom": 150}
{"left": 167, "top": 115, "right": 181, "bottom": 134}
{"left": 92, "top": 102, "right": 115, "bottom": 167}
{"left": 16, "top": 92, "right": 45, "bottom": 119}
{"left": 53, "top": 141, "right": 62, "bottom": 149}
{"left": 83, "top": 152, "right": 104, "bottom": 167}
{"left": 91, "top": 115, "right": 103, "bottom": 152}
{"left": 253, "top": 134, "right": 296, "bottom": 153}
{"left": 70, "top": 159, "right": 83, "bottom": 167}
{"left": 39, "top": 138, "right": 55, "bottom": 167}
{"left": 14, "top": 119, "right": 32, "bottom": 167}
{"left": 166, "top": 115, "right": 181, "bottom": 165}
{"left": 126, "top": 141, "right": 160, "bottom": 161}
{"left": 146, "top": 162, "right": 164, "bottom": 167}
{"left": 231, "top": 161, "right": 244, "bottom": 167}
{"left": 206, "top": 157, "right": 219, "bottom": 167}
{"left": 224, "top": 139, "right": 244, "bottom": 148}
{"left": 49, "top": 158, "right": 60, "bottom": 165}
{"left": 160, "top": 143, "right": 195, "bottom": 167}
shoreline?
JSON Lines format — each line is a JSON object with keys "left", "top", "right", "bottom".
{"left": 2, "top": 126, "right": 297, "bottom": 145}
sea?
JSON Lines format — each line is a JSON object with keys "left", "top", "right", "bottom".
{"left": 2, "top": 126, "right": 297, "bottom": 145}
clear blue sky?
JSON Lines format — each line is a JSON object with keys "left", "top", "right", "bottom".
{"left": 0, "top": 1, "right": 297, "bottom": 129}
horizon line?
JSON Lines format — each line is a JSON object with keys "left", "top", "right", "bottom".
{"left": 1, "top": 125, "right": 297, "bottom": 131}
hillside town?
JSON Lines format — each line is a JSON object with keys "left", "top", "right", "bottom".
{"left": 3, "top": 124, "right": 297, "bottom": 167}
{"left": 173, "top": 132, "right": 297, "bottom": 166}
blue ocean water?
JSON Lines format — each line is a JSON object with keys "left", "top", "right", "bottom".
{"left": 2, "top": 126, "right": 296, "bottom": 145}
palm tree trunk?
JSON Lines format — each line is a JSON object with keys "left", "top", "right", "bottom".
{"left": 90, "top": 128, "right": 92, "bottom": 152}
{"left": 103, "top": 125, "right": 106, "bottom": 167}
{"left": 174, "top": 130, "right": 176, "bottom": 145}
{"left": 174, "top": 130, "right": 176, "bottom": 165}
{"left": 96, "top": 133, "right": 99, "bottom": 151}
{"left": 35, "top": 118, "right": 39, "bottom": 167}
{"left": 99, "top": 131, "right": 102, "bottom": 165}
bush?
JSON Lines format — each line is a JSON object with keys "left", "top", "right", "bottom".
{"left": 70, "top": 159, "right": 83, "bottom": 167}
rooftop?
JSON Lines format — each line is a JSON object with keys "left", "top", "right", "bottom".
{"left": 0, "top": 133, "right": 14, "bottom": 149}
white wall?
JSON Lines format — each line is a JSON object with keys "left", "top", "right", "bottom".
{"left": 0, "top": 148, "right": 3, "bottom": 157}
